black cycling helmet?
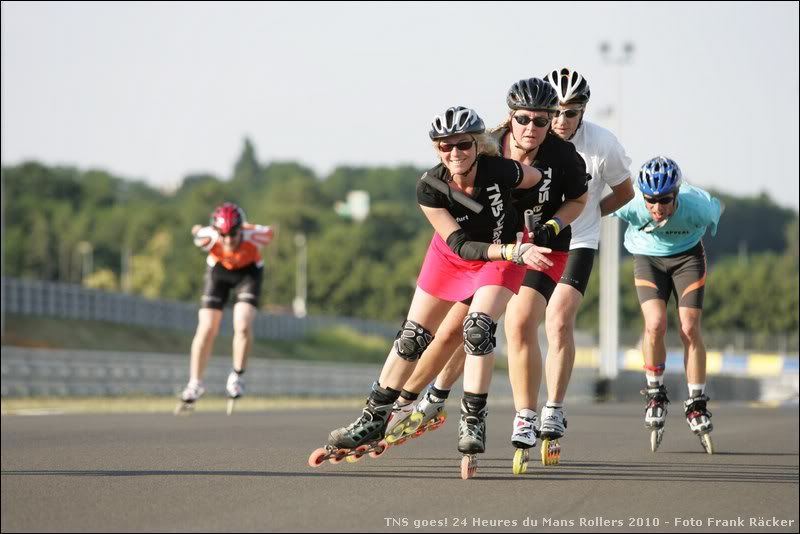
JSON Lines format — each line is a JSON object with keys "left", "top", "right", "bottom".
{"left": 506, "top": 77, "right": 559, "bottom": 112}
{"left": 429, "top": 106, "right": 485, "bottom": 140}
{"left": 544, "top": 67, "right": 591, "bottom": 105}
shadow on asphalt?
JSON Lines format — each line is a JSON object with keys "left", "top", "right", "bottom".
{"left": 3, "top": 460, "right": 798, "bottom": 484}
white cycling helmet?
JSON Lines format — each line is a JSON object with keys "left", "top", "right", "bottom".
{"left": 544, "top": 67, "right": 591, "bottom": 105}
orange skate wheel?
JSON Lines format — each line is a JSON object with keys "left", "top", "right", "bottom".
{"left": 308, "top": 448, "right": 328, "bottom": 467}
{"left": 368, "top": 440, "right": 388, "bottom": 458}
{"left": 461, "top": 455, "right": 477, "bottom": 480}
{"left": 329, "top": 449, "right": 348, "bottom": 464}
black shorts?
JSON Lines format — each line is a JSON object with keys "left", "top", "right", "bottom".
{"left": 633, "top": 242, "right": 706, "bottom": 309}
{"left": 558, "top": 247, "right": 596, "bottom": 296}
{"left": 201, "top": 262, "right": 263, "bottom": 310}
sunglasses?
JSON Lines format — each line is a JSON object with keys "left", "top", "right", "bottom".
{"left": 438, "top": 140, "right": 475, "bottom": 152}
{"left": 554, "top": 108, "right": 583, "bottom": 119}
{"left": 643, "top": 195, "right": 675, "bottom": 205}
{"left": 513, "top": 115, "right": 550, "bottom": 128}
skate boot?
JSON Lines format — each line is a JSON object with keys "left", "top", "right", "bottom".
{"left": 308, "top": 400, "right": 393, "bottom": 467}
{"left": 458, "top": 397, "right": 487, "bottom": 480}
{"left": 642, "top": 385, "right": 669, "bottom": 452}
{"left": 511, "top": 409, "right": 539, "bottom": 475}
{"left": 225, "top": 371, "right": 245, "bottom": 415}
{"left": 684, "top": 394, "right": 714, "bottom": 454}
{"left": 539, "top": 405, "right": 566, "bottom": 465}
{"left": 412, "top": 390, "right": 449, "bottom": 434}
{"left": 174, "top": 381, "right": 205, "bottom": 415}
{"left": 384, "top": 401, "right": 416, "bottom": 445}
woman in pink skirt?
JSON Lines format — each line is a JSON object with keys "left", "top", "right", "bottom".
{"left": 321, "top": 106, "right": 552, "bottom": 475}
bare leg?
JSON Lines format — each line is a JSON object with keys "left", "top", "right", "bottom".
{"left": 544, "top": 283, "right": 583, "bottom": 403}
{"left": 461, "top": 285, "right": 515, "bottom": 394}
{"left": 232, "top": 302, "right": 257, "bottom": 371}
{"left": 640, "top": 299, "right": 668, "bottom": 373}
{"left": 678, "top": 307, "right": 706, "bottom": 385}
{"left": 190, "top": 308, "right": 223, "bottom": 382}
{"left": 377, "top": 287, "right": 453, "bottom": 390}
{"left": 435, "top": 345, "right": 468, "bottom": 391}
{"left": 402, "top": 302, "right": 469, "bottom": 395}
{"left": 504, "top": 287, "right": 547, "bottom": 411}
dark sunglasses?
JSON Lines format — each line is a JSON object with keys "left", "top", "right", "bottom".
{"left": 513, "top": 115, "right": 550, "bottom": 128}
{"left": 643, "top": 195, "right": 675, "bottom": 205}
{"left": 554, "top": 108, "right": 583, "bottom": 119}
{"left": 438, "top": 140, "right": 475, "bottom": 152}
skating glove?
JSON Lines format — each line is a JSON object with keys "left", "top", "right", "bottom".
{"left": 531, "top": 218, "right": 562, "bottom": 247}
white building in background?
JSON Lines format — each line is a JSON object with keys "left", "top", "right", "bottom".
{"left": 335, "top": 190, "right": 370, "bottom": 222}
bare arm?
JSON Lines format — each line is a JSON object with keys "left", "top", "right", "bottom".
{"left": 600, "top": 177, "right": 635, "bottom": 216}
{"left": 552, "top": 192, "right": 588, "bottom": 227}
{"left": 516, "top": 163, "right": 543, "bottom": 190}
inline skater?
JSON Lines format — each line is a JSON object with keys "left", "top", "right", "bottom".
{"left": 175, "top": 202, "right": 274, "bottom": 415}
{"left": 309, "top": 106, "right": 552, "bottom": 479}
{"left": 613, "top": 156, "right": 722, "bottom": 453}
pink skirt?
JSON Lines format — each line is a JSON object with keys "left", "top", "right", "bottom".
{"left": 417, "top": 234, "right": 527, "bottom": 302}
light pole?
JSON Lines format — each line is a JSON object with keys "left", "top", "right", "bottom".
{"left": 293, "top": 233, "right": 308, "bottom": 318}
{"left": 597, "top": 41, "right": 635, "bottom": 393}
{"left": 76, "top": 241, "right": 93, "bottom": 285}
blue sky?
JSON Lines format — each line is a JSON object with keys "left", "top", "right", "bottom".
{"left": 2, "top": 1, "right": 798, "bottom": 210}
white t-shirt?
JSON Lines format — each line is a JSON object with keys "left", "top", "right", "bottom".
{"left": 567, "top": 120, "right": 632, "bottom": 249}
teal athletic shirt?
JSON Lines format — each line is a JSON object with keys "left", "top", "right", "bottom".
{"left": 613, "top": 183, "right": 722, "bottom": 256}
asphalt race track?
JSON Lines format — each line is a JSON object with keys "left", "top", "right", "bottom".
{"left": 2, "top": 403, "right": 798, "bottom": 532}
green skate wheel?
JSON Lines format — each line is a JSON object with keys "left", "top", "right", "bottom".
{"left": 650, "top": 428, "right": 664, "bottom": 452}
{"left": 700, "top": 433, "right": 714, "bottom": 455}
{"left": 513, "top": 448, "right": 529, "bottom": 475}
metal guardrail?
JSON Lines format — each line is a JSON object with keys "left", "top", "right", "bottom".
{"left": 1, "top": 277, "right": 397, "bottom": 340}
{"left": 0, "top": 347, "right": 528, "bottom": 400}
{"left": 0, "top": 347, "right": 384, "bottom": 397}
{"left": 3, "top": 347, "right": 788, "bottom": 403}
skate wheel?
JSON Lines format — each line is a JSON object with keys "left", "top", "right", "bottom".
{"left": 650, "top": 428, "right": 664, "bottom": 452}
{"left": 461, "top": 455, "right": 477, "bottom": 480}
{"left": 226, "top": 398, "right": 236, "bottom": 416}
{"left": 385, "top": 432, "right": 403, "bottom": 444}
{"left": 346, "top": 445, "right": 368, "bottom": 462}
{"left": 328, "top": 449, "right": 348, "bottom": 464}
{"left": 541, "top": 438, "right": 561, "bottom": 466}
{"left": 308, "top": 448, "right": 328, "bottom": 468}
{"left": 700, "top": 433, "right": 714, "bottom": 455}
{"left": 512, "top": 448, "right": 529, "bottom": 475}
{"left": 431, "top": 413, "right": 447, "bottom": 429}
{"left": 174, "top": 402, "right": 193, "bottom": 416}
{"left": 368, "top": 440, "right": 388, "bottom": 458}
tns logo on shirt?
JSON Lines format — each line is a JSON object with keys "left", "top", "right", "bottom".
{"left": 456, "top": 215, "right": 469, "bottom": 223}
{"left": 486, "top": 183, "right": 506, "bottom": 244}
{"left": 538, "top": 167, "right": 552, "bottom": 204}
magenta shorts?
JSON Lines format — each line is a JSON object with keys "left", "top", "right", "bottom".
{"left": 417, "top": 234, "right": 527, "bottom": 302}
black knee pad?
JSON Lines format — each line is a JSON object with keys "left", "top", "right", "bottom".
{"left": 393, "top": 320, "right": 434, "bottom": 362}
{"left": 463, "top": 312, "right": 497, "bottom": 355}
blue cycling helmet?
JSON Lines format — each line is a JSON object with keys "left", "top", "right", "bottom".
{"left": 638, "top": 156, "right": 682, "bottom": 195}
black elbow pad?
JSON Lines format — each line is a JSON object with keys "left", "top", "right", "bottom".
{"left": 446, "top": 229, "right": 490, "bottom": 261}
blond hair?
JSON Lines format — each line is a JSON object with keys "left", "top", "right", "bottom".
{"left": 431, "top": 132, "right": 500, "bottom": 161}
